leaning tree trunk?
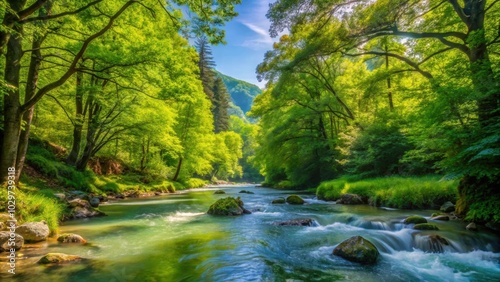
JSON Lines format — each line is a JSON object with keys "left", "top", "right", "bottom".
{"left": 66, "top": 70, "right": 85, "bottom": 165}
{"left": 15, "top": 3, "right": 51, "bottom": 180}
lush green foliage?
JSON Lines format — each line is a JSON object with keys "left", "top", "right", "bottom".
{"left": 250, "top": 0, "right": 500, "bottom": 222}
{"left": 217, "top": 71, "right": 261, "bottom": 114}
{"left": 316, "top": 176, "right": 457, "bottom": 209}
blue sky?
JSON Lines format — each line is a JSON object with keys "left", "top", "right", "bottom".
{"left": 211, "top": 0, "right": 276, "bottom": 88}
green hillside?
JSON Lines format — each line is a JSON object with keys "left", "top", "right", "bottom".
{"left": 216, "top": 71, "right": 261, "bottom": 114}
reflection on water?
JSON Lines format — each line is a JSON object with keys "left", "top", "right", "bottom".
{"left": 2, "top": 185, "right": 500, "bottom": 281}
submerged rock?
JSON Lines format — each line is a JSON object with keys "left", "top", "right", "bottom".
{"left": 239, "top": 190, "right": 255, "bottom": 194}
{"left": 332, "top": 236, "right": 379, "bottom": 264}
{"left": 207, "top": 197, "right": 251, "bottom": 216}
{"left": 0, "top": 231, "right": 23, "bottom": 252}
{"left": 16, "top": 221, "right": 50, "bottom": 242}
{"left": 466, "top": 222, "right": 478, "bottom": 231}
{"left": 440, "top": 201, "right": 455, "bottom": 213}
{"left": 214, "top": 190, "right": 226, "bottom": 194}
{"left": 272, "top": 198, "right": 286, "bottom": 204}
{"left": 273, "top": 218, "right": 316, "bottom": 226}
{"left": 336, "top": 194, "right": 364, "bottom": 205}
{"left": 414, "top": 223, "right": 439, "bottom": 230}
{"left": 404, "top": 216, "right": 427, "bottom": 224}
{"left": 431, "top": 215, "right": 449, "bottom": 221}
{"left": 286, "top": 195, "right": 305, "bottom": 205}
{"left": 57, "top": 233, "right": 87, "bottom": 244}
{"left": 415, "top": 234, "right": 449, "bottom": 253}
{"left": 38, "top": 253, "right": 83, "bottom": 264}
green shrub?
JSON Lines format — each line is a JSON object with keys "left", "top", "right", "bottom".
{"left": 316, "top": 176, "right": 457, "bottom": 209}
{"left": 185, "top": 178, "right": 207, "bottom": 188}
{"left": 316, "top": 179, "right": 346, "bottom": 200}
{"left": 16, "top": 191, "right": 64, "bottom": 235}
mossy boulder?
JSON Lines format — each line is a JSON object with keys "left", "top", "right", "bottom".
{"left": 38, "top": 253, "right": 83, "bottom": 264}
{"left": 272, "top": 198, "right": 286, "bottom": 204}
{"left": 431, "top": 215, "right": 449, "bottom": 221}
{"left": 239, "top": 190, "right": 255, "bottom": 194}
{"left": 414, "top": 223, "right": 439, "bottom": 230}
{"left": 57, "top": 233, "right": 87, "bottom": 244}
{"left": 440, "top": 201, "right": 455, "bottom": 213}
{"left": 332, "top": 236, "right": 379, "bottom": 264}
{"left": 404, "top": 216, "right": 427, "bottom": 224}
{"left": 466, "top": 222, "right": 478, "bottom": 231}
{"left": 207, "top": 197, "right": 251, "bottom": 216}
{"left": 286, "top": 195, "right": 305, "bottom": 205}
{"left": 214, "top": 190, "right": 226, "bottom": 194}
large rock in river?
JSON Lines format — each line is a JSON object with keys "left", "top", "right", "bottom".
{"left": 16, "top": 221, "right": 49, "bottom": 242}
{"left": 0, "top": 231, "right": 24, "bottom": 252}
{"left": 67, "top": 199, "right": 106, "bottom": 219}
{"left": 57, "top": 233, "right": 87, "bottom": 244}
{"left": 286, "top": 195, "right": 305, "bottom": 205}
{"left": 404, "top": 216, "right": 427, "bottom": 224}
{"left": 207, "top": 197, "right": 251, "bottom": 216}
{"left": 440, "top": 201, "right": 455, "bottom": 213}
{"left": 333, "top": 236, "right": 379, "bottom": 264}
{"left": 38, "top": 253, "right": 83, "bottom": 264}
{"left": 336, "top": 194, "right": 364, "bottom": 205}
{"left": 273, "top": 218, "right": 316, "bottom": 226}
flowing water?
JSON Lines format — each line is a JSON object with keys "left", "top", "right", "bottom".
{"left": 3, "top": 185, "right": 500, "bottom": 281}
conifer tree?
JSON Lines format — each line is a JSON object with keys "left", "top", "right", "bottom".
{"left": 212, "top": 77, "right": 230, "bottom": 132}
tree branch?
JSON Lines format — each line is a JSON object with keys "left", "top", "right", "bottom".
{"left": 19, "top": 0, "right": 104, "bottom": 24}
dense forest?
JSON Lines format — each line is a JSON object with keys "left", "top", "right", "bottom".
{"left": 250, "top": 0, "right": 500, "bottom": 224}
{"left": 1, "top": 1, "right": 500, "bottom": 280}
{"left": 0, "top": 0, "right": 499, "bottom": 235}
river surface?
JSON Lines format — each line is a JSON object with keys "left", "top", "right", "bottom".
{"left": 5, "top": 185, "right": 500, "bottom": 281}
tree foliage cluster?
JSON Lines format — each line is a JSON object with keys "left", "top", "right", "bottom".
{"left": 251, "top": 0, "right": 500, "bottom": 222}
{"left": 0, "top": 0, "right": 247, "bottom": 186}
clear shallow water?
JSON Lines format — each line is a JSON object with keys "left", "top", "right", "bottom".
{"left": 3, "top": 185, "right": 500, "bottom": 281}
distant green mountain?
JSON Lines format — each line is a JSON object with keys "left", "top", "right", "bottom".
{"left": 216, "top": 71, "right": 261, "bottom": 114}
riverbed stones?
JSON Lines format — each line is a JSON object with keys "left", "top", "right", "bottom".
{"left": 89, "top": 197, "right": 100, "bottom": 208}
{"left": 38, "top": 253, "right": 83, "bottom": 264}
{"left": 286, "top": 195, "right": 305, "bottom": 205}
{"left": 336, "top": 194, "right": 364, "bottom": 205}
{"left": 67, "top": 199, "right": 106, "bottom": 219}
{"left": 0, "top": 231, "right": 24, "bottom": 252}
{"left": 414, "top": 223, "right": 439, "bottom": 230}
{"left": 16, "top": 221, "right": 50, "bottom": 242}
{"left": 440, "top": 201, "right": 455, "bottom": 213}
{"left": 57, "top": 233, "right": 87, "bottom": 244}
{"left": 466, "top": 222, "right": 478, "bottom": 231}
{"left": 214, "top": 190, "right": 226, "bottom": 194}
{"left": 332, "top": 236, "right": 379, "bottom": 264}
{"left": 272, "top": 198, "right": 286, "bottom": 204}
{"left": 404, "top": 216, "right": 427, "bottom": 224}
{"left": 273, "top": 218, "right": 316, "bottom": 226}
{"left": 207, "top": 197, "right": 251, "bottom": 216}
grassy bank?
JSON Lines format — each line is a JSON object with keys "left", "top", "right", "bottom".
{"left": 316, "top": 176, "right": 458, "bottom": 209}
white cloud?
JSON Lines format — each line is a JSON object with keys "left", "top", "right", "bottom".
{"left": 237, "top": 0, "right": 275, "bottom": 50}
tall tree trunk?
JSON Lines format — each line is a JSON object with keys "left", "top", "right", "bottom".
{"left": 466, "top": 0, "right": 499, "bottom": 127}
{"left": 385, "top": 45, "right": 394, "bottom": 111}
{"left": 0, "top": 24, "right": 23, "bottom": 183}
{"left": 76, "top": 103, "right": 100, "bottom": 171}
{"left": 66, "top": 70, "right": 85, "bottom": 165}
{"left": 172, "top": 157, "right": 183, "bottom": 181}
{"left": 15, "top": 3, "right": 51, "bottom": 180}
